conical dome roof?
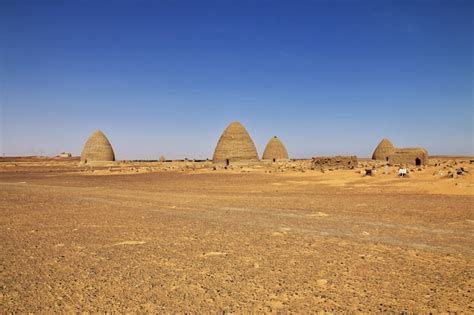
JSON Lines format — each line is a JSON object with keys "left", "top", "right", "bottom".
{"left": 262, "top": 136, "right": 289, "bottom": 161}
{"left": 81, "top": 130, "right": 115, "bottom": 162}
{"left": 372, "top": 138, "right": 394, "bottom": 160}
{"left": 213, "top": 121, "right": 259, "bottom": 163}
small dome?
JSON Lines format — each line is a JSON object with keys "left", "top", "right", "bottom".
{"left": 213, "top": 121, "right": 259, "bottom": 163}
{"left": 372, "top": 138, "right": 394, "bottom": 160}
{"left": 80, "top": 130, "right": 115, "bottom": 162}
{"left": 262, "top": 136, "right": 289, "bottom": 161}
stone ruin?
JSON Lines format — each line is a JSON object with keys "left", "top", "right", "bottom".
{"left": 57, "top": 152, "right": 72, "bottom": 158}
{"left": 212, "top": 120, "right": 259, "bottom": 165}
{"left": 312, "top": 156, "right": 358, "bottom": 170}
{"left": 262, "top": 136, "right": 289, "bottom": 162}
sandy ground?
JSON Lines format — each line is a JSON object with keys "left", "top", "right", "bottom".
{"left": 0, "top": 158, "right": 473, "bottom": 312}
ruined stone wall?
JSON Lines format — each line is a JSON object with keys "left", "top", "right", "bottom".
{"left": 312, "top": 156, "right": 358, "bottom": 169}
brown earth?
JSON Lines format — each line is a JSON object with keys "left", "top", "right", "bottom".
{"left": 0, "top": 158, "right": 473, "bottom": 312}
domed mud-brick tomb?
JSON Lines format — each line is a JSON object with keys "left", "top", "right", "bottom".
{"left": 213, "top": 121, "right": 259, "bottom": 164}
{"left": 372, "top": 138, "right": 395, "bottom": 161}
{"left": 372, "top": 137, "right": 429, "bottom": 166}
{"left": 81, "top": 130, "right": 115, "bottom": 163}
{"left": 262, "top": 136, "right": 289, "bottom": 162}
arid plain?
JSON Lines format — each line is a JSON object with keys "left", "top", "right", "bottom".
{"left": 1, "top": 157, "right": 473, "bottom": 312}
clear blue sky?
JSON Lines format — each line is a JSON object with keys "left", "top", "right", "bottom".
{"left": 1, "top": 0, "right": 472, "bottom": 159}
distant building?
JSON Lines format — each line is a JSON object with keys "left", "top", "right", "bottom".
{"left": 213, "top": 121, "right": 259, "bottom": 164}
{"left": 81, "top": 130, "right": 115, "bottom": 163}
{"left": 262, "top": 136, "right": 289, "bottom": 162}
{"left": 57, "top": 152, "right": 72, "bottom": 158}
{"left": 372, "top": 138, "right": 428, "bottom": 166}
{"left": 372, "top": 138, "right": 395, "bottom": 161}
{"left": 388, "top": 148, "right": 428, "bottom": 167}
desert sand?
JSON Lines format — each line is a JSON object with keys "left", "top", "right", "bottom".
{"left": 0, "top": 157, "right": 473, "bottom": 312}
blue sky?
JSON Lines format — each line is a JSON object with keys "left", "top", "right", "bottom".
{"left": 1, "top": 0, "right": 472, "bottom": 159}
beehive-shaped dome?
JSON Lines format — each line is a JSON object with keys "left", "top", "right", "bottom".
{"left": 372, "top": 138, "right": 394, "bottom": 161}
{"left": 81, "top": 130, "right": 115, "bottom": 162}
{"left": 262, "top": 136, "right": 289, "bottom": 161}
{"left": 213, "top": 121, "right": 259, "bottom": 163}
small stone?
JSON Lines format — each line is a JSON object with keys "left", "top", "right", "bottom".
{"left": 317, "top": 279, "right": 328, "bottom": 287}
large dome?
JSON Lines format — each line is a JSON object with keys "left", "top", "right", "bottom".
{"left": 213, "top": 121, "right": 259, "bottom": 163}
{"left": 262, "top": 136, "right": 289, "bottom": 161}
{"left": 80, "top": 130, "right": 115, "bottom": 162}
{"left": 372, "top": 138, "right": 394, "bottom": 161}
